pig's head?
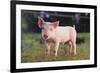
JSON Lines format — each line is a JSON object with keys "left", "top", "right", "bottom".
{"left": 38, "top": 17, "right": 59, "bottom": 40}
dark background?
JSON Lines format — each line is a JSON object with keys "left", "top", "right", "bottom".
{"left": 21, "top": 10, "right": 90, "bottom": 33}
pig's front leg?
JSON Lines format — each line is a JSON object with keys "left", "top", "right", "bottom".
{"left": 54, "top": 42, "right": 60, "bottom": 56}
{"left": 45, "top": 42, "right": 51, "bottom": 56}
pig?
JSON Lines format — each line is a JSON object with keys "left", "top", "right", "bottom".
{"left": 37, "top": 17, "right": 77, "bottom": 56}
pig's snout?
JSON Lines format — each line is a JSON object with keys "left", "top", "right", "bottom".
{"left": 43, "top": 34, "right": 48, "bottom": 39}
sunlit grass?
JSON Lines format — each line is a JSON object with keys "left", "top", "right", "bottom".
{"left": 21, "top": 32, "right": 90, "bottom": 63}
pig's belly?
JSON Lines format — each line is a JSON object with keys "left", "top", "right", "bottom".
{"left": 59, "top": 36, "right": 70, "bottom": 43}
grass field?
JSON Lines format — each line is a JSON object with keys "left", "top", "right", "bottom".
{"left": 21, "top": 32, "right": 90, "bottom": 63}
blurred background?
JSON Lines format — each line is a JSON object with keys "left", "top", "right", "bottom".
{"left": 21, "top": 10, "right": 90, "bottom": 33}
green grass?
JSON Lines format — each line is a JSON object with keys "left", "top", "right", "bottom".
{"left": 21, "top": 32, "right": 90, "bottom": 63}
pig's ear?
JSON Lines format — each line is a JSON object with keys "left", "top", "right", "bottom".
{"left": 38, "top": 17, "right": 45, "bottom": 28}
{"left": 53, "top": 21, "right": 59, "bottom": 28}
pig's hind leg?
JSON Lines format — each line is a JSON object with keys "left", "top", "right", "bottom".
{"left": 72, "top": 42, "right": 76, "bottom": 55}
{"left": 67, "top": 41, "right": 73, "bottom": 55}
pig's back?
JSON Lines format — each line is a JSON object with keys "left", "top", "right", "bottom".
{"left": 55, "top": 26, "right": 75, "bottom": 35}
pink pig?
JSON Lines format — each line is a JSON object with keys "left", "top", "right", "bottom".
{"left": 38, "top": 17, "right": 77, "bottom": 56}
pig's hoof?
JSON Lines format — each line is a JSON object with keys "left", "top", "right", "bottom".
{"left": 72, "top": 52, "right": 77, "bottom": 56}
{"left": 47, "top": 54, "right": 50, "bottom": 56}
{"left": 45, "top": 53, "right": 50, "bottom": 56}
{"left": 55, "top": 54, "right": 58, "bottom": 57}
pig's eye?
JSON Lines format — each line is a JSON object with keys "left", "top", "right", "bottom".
{"left": 50, "top": 28, "right": 53, "bottom": 31}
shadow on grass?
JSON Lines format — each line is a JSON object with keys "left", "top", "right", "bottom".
{"left": 76, "top": 37, "right": 85, "bottom": 44}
